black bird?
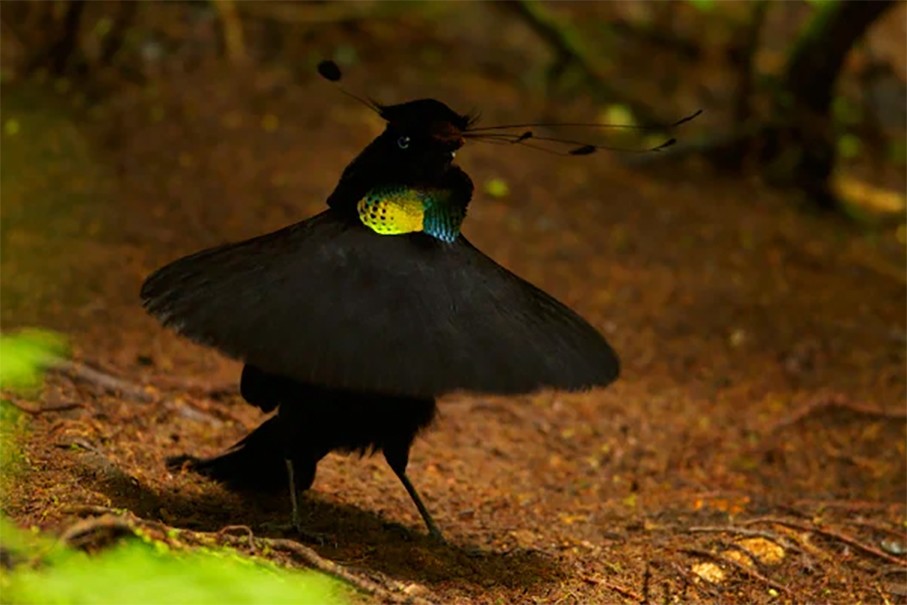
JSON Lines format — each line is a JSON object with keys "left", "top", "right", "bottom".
{"left": 142, "top": 62, "right": 621, "bottom": 540}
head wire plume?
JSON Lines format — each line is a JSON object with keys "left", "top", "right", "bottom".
{"left": 462, "top": 109, "right": 703, "bottom": 156}
{"left": 317, "top": 60, "right": 383, "bottom": 116}
{"left": 317, "top": 59, "right": 702, "bottom": 155}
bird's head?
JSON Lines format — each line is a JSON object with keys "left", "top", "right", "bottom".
{"left": 318, "top": 59, "right": 700, "bottom": 213}
{"left": 370, "top": 98, "right": 470, "bottom": 180}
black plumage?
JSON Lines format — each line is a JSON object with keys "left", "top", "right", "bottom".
{"left": 142, "top": 211, "right": 618, "bottom": 398}
{"left": 144, "top": 71, "right": 619, "bottom": 539}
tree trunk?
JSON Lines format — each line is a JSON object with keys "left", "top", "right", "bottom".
{"left": 766, "top": 0, "right": 895, "bottom": 209}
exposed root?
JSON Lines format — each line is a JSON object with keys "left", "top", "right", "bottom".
{"left": 58, "top": 510, "right": 438, "bottom": 605}
{"left": 744, "top": 517, "right": 907, "bottom": 568}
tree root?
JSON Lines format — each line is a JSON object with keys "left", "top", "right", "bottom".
{"left": 770, "top": 394, "right": 907, "bottom": 434}
{"left": 58, "top": 510, "right": 437, "bottom": 605}
{"left": 680, "top": 547, "right": 793, "bottom": 597}
{"left": 744, "top": 517, "right": 907, "bottom": 568}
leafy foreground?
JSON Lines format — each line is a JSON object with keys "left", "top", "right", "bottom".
{"left": 0, "top": 331, "right": 344, "bottom": 605}
{"left": 0, "top": 518, "right": 343, "bottom": 605}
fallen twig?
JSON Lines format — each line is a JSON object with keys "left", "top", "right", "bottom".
{"left": 262, "top": 537, "right": 434, "bottom": 604}
{"left": 680, "top": 547, "right": 793, "bottom": 597}
{"left": 744, "top": 517, "right": 907, "bottom": 567}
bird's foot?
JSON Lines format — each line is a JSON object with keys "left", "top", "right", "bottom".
{"left": 426, "top": 523, "right": 446, "bottom": 544}
{"left": 259, "top": 519, "right": 328, "bottom": 545}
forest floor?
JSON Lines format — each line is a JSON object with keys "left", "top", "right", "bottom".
{"left": 2, "top": 7, "right": 906, "bottom": 604}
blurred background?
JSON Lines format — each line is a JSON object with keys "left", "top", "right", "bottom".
{"left": 1, "top": 2, "right": 905, "bottom": 604}
{"left": 2, "top": 0, "right": 904, "bottom": 400}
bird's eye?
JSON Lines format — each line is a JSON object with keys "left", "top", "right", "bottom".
{"left": 397, "top": 136, "right": 411, "bottom": 150}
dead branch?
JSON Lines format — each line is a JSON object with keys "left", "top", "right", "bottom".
{"left": 59, "top": 510, "right": 437, "bottom": 605}
{"left": 50, "top": 359, "right": 155, "bottom": 403}
{"left": 744, "top": 517, "right": 907, "bottom": 568}
{"left": 680, "top": 547, "right": 793, "bottom": 597}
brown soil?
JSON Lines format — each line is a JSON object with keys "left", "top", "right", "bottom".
{"left": 2, "top": 5, "right": 905, "bottom": 604}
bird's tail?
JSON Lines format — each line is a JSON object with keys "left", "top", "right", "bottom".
{"left": 167, "top": 416, "right": 287, "bottom": 491}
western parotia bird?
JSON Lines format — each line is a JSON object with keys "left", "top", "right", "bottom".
{"left": 143, "top": 61, "right": 692, "bottom": 540}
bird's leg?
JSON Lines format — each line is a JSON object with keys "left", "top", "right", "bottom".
{"left": 383, "top": 445, "right": 444, "bottom": 541}
{"left": 262, "top": 456, "right": 320, "bottom": 540}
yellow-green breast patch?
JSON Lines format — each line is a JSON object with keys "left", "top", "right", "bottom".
{"left": 357, "top": 186, "right": 465, "bottom": 243}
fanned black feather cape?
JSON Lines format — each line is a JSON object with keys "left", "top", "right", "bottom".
{"left": 141, "top": 209, "right": 619, "bottom": 398}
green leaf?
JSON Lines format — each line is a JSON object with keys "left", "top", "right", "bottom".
{"left": 2, "top": 536, "right": 346, "bottom": 605}
{"left": 0, "top": 330, "right": 67, "bottom": 391}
